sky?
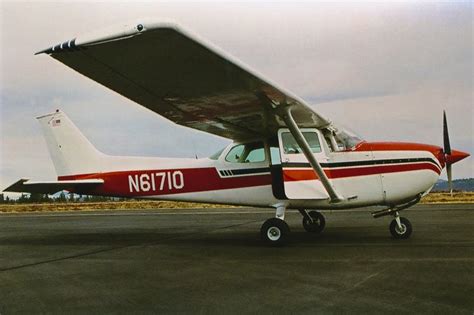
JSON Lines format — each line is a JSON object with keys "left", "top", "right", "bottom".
{"left": 1, "top": 1, "right": 472, "bottom": 197}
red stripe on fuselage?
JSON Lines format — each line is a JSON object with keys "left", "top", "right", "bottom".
{"left": 353, "top": 142, "right": 446, "bottom": 168}
{"left": 283, "top": 162, "right": 441, "bottom": 182}
{"left": 59, "top": 168, "right": 272, "bottom": 197}
{"left": 59, "top": 161, "right": 441, "bottom": 197}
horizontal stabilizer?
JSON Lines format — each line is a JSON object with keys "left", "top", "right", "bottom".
{"left": 3, "top": 179, "right": 104, "bottom": 194}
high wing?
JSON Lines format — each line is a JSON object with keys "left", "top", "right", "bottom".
{"left": 3, "top": 179, "right": 104, "bottom": 194}
{"left": 36, "top": 20, "right": 331, "bottom": 141}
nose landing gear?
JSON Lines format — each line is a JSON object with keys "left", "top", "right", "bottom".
{"left": 389, "top": 212, "right": 412, "bottom": 239}
{"left": 372, "top": 197, "right": 419, "bottom": 240}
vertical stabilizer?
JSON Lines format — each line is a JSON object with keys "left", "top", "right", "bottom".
{"left": 37, "top": 110, "right": 104, "bottom": 177}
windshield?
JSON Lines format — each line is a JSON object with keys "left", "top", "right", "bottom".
{"left": 334, "top": 127, "right": 364, "bottom": 150}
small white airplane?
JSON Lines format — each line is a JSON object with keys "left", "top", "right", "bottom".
{"left": 4, "top": 20, "right": 469, "bottom": 245}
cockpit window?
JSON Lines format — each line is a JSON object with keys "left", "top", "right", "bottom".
{"left": 225, "top": 142, "right": 265, "bottom": 163}
{"left": 281, "top": 132, "right": 321, "bottom": 154}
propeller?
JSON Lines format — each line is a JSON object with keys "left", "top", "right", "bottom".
{"left": 441, "top": 111, "right": 469, "bottom": 196}
{"left": 443, "top": 111, "right": 451, "bottom": 155}
{"left": 443, "top": 111, "right": 453, "bottom": 195}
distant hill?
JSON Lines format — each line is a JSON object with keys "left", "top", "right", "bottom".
{"left": 432, "top": 178, "right": 474, "bottom": 192}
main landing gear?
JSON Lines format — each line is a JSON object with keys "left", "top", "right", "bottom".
{"left": 260, "top": 204, "right": 289, "bottom": 246}
{"left": 260, "top": 218, "right": 290, "bottom": 246}
{"left": 260, "top": 205, "right": 326, "bottom": 246}
{"left": 300, "top": 209, "right": 325, "bottom": 233}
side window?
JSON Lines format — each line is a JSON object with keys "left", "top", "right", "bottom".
{"left": 225, "top": 145, "right": 245, "bottom": 163}
{"left": 247, "top": 147, "right": 265, "bottom": 162}
{"left": 281, "top": 132, "right": 321, "bottom": 154}
{"left": 225, "top": 142, "right": 266, "bottom": 163}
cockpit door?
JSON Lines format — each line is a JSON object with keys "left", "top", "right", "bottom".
{"left": 278, "top": 128, "right": 330, "bottom": 199}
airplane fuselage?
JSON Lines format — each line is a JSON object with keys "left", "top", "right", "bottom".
{"left": 62, "top": 141, "right": 446, "bottom": 210}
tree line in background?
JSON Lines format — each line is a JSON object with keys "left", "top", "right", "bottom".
{"left": 0, "top": 192, "right": 126, "bottom": 204}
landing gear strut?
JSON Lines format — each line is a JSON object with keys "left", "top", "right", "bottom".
{"left": 299, "top": 209, "right": 325, "bottom": 233}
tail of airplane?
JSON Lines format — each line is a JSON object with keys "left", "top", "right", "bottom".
{"left": 37, "top": 110, "right": 104, "bottom": 177}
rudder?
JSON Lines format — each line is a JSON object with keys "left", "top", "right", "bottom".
{"left": 37, "top": 110, "right": 104, "bottom": 177}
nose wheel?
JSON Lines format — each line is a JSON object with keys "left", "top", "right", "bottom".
{"left": 372, "top": 199, "right": 418, "bottom": 240}
{"left": 389, "top": 213, "right": 412, "bottom": 239}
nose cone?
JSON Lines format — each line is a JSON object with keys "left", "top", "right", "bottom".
{"left": 446, "top": 149, "right": 470, "bottom": 165}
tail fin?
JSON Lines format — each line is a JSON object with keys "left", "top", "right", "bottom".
{"left": 37, "top": 110, "right": 104, "bottom": 177}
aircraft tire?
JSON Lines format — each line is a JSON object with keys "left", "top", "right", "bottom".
{"left": 261, "top": 218, "right": 290, "bottom": 246}
{"left": 389, "top": 217, "right": 412, "bottom": 239}
{"left": 302, "top": 211, "right": 325, "bottom": 233}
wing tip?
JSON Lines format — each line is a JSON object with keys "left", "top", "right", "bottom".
{"left": 34, "top": 38, "right": 78, "bottom": 56}
{"left": 35, "top": 19, "right": 183, "bottom": 56}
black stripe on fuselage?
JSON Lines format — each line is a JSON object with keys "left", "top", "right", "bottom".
{"left": 283, "top": 157, "right": 441, "bottom": 170}
{"left": 231, "top": 167, "right": 271, "bottom": 175}
{"left": 218, "top": 157, "right": 441, "bottom": 177}
{"left": 218, "top": 167, "right": 271, "bottom": 177}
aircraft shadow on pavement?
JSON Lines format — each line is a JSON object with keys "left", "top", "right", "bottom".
{"left": 0, "top": 227, "right": 406, "bottom": 248}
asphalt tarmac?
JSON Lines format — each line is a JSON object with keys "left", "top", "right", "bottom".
{"left": 0, "top": 204, "right": 473, "bottom": 314}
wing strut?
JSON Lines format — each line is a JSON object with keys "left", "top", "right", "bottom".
{"left": 280, "top": 106, "right": 343, "bottom": 203}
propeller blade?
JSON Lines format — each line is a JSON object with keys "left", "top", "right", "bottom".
{"left": 447, "top": 163, "right": 453, "bottom": 196}
{"left": 443, "top": 110, "right": 451, "bottom": 155}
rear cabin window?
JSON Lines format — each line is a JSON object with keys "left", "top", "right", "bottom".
{"left": 281, "top": 132, "right": 321, "bottom": 154}
{"left": 225, "top": 142, "right": 266, "bottom": 163}
{"left": 209, "top": 147, "right": 225, "bottom": 160}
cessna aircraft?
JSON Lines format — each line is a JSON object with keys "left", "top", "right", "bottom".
{"left": 4, "top": 20, "right": 469, "bottom": 245}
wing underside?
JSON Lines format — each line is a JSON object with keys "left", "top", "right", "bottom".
{"left": 38, "top": 20, "right": 330, "bottom": 141}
